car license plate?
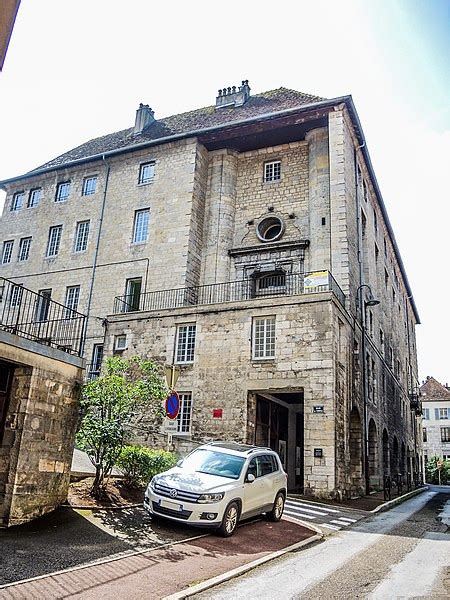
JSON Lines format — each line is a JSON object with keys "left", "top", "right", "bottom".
{"left": 159, "top": 499, "right": 183, "bottom": 512}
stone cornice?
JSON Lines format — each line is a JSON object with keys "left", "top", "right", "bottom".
{"left": 228, "top": 239, "right": 310, "bottom": 256}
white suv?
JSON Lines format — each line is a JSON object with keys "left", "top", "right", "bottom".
{"left": 144, "top": 442, "right": 287, "bottom": 536}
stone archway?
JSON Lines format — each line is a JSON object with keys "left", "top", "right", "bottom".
{"left": 382, "top": 429, "right": 390, "bottom": 476}
{"left": 391, "top": 436, "right": 399, "bottom": 475}
{"left": 368, "top": 419, "right": 380, "bottom": 489}
{"left": 349, "top": 407, "right": 363, "bottom": 493}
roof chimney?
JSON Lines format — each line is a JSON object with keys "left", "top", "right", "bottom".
{"left": 134, "top": 103, "right": 155, "bottom": 133}
{"left": 215, "top": 80, "right": 251, "bottom": 110}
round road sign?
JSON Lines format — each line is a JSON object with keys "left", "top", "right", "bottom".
{"left": 165, "top": 391, "right": 180, "bottom": 420}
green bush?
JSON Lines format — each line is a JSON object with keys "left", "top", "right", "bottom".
{"left": 117, "top": 445, "right": 178, "bottom": 487}
{"left": 425, "top": 456, "right": 450, "bottom": 485}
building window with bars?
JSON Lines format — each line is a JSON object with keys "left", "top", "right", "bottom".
{"left": 55, "top": 181, "right": 71, "bottom": 202}
{"left": 263, "top": 160, "right": 281, "bottom": 182}
{"left": 27, "top": 188, "right": 41, "bottom": 208}
{"left": 138, "top": 162, "right": 155, "bottom": 185}
{"left": 82, "top": 176, "right": 97, "bottom": 196}
{"left": 252, "top": 316, "right": 276, "bottom": 359}
{"left": 18, "top": 237, "right": 32, "bottom": 261}
{"left": 132, "top": 209, "right": 150, "bottom": 243}
{"left": 10, "top": 284, "right": 23, "bottom": 308}
{"left": 441, "top": 427, "right": 450, "bottom": 443}
{"left": 11, "top": 192, "right": 24, "bottom": 211}
{"left": 74, "top": 221, "right": 90, "bottom": 252}
{"left": 176, "top": 392, "right": 193, "bottom": 433}
{"left": 175, "top": 324, "right": 196, "bottom": 363}
{"left": 1, "top": 240, "right": 14, "bottom": 264}
{"left": 46, "top": 225, "right": 62, "bottom": 257}
{"left": 64, "top": 286, "right": 80, "bottom": 317}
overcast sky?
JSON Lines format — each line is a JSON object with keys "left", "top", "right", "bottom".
{"left": 1, "top": 0, "right": 449, "bottom": 383}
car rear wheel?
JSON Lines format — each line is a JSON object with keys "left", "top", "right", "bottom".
{"left": 266, "top": 492, "right": 285, "bottom": 522}
{"left": 217, "top": 501, "right": 239, "bottom": 537}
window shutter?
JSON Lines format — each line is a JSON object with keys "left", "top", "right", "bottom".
{"left": 435, "top": 408, "right": 440, "bottom": 420}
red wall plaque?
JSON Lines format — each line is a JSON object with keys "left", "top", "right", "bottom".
{"left": 213, "top": 408, "right": 223, "bottom": 419}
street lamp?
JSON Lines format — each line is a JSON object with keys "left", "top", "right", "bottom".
{"left": 356, "top": 284, "right": 380, "bottom": 496}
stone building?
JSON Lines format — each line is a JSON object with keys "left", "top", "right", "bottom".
{"left": 0, "top": 82, "right": 422, "bottom": 498}
{"left": 421, "top": 376, "right": 450, "bottom": 462}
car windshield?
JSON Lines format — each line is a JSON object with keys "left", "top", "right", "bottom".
{"left": 181, "top": 449, "right": 246, "bottom": 480}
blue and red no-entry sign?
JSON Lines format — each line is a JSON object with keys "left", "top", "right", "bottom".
{"left": 165, "top": 391, "right": 180, "bottom": 420}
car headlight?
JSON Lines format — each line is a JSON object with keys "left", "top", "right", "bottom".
{"left": 149, "top": 478, "right": 157, "bottom": 490}
{"left": 197, "top": 492, "right": 225, "bottom": 503}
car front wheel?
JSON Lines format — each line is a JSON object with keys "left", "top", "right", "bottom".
{"left": 267, "top": 492, "right": 285, "bottom": 522}
{"left": 217, "top": 501, "right": 239, "bottom": 537}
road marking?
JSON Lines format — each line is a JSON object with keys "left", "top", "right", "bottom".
{"left": 288, "top": 501, "right": 341, "bottom": 514}
{"left": 284, "top": 509, "right": 316, "bottom": 520}
{"left": 330, "top": 519, "right": 351, "bottom": 526}
{"left": 285, "top": 503, "right": 329, "bottom": 516}
{"left": 318, "top": 523, "right": 341, "bottom": 530}
{"left": 336, "top": 517, "right": 358, "bottom": 523}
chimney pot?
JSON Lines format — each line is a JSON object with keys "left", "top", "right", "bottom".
{"left": 215, "top": 79, "right": 251, "bottom": 109}
{"left": 134, "top": 103, "right": 155, "bottom": 133}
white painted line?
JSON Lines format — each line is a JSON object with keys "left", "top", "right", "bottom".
{"left": 287, "top": 501, "right": 341, "bottom": 514}
{"left": 330, "top": 519, "right": 351, "bottom": 526}
{"left": 337, "top": 517, "right": 357, "bottom": 523}
{"left": 283, "top": 509, "right": 316, "bottom": 520}
{"left": 284, "top": 503, "right": 329, "bottom": 516}
{"left": 318, "top": 523, "right": 341, "bottom": 530}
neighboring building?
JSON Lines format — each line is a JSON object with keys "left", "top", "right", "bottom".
{"left": 421, "top": 376, "right": 450, "bottom": 462}
{"left": 0, "top": 82, "right": 422, "bottom": 498}
{"left": 0, "top": 0, "right": 21, "bottom": 71}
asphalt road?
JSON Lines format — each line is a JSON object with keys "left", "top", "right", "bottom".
{"left": 195, "top": 486, "right": 450, "bottom": 599}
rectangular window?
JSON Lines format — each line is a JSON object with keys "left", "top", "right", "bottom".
{"left": 124, "top": 278, "right": 142, "bottom": 312}
{"left": 74, "top": 221, "right": 90, "bottom": 252}
{"left": 175, "top": 324, "right": 196, "bottom": 363}
{"left": 423, "top": 408, "right": 429, "bottom": 420}
{"left": 55, "top": 181, "right": 70, "bottom": 202}
{"left": 10, "top": 284, "right": 23, "bottom": 308}
{"left": 27, "top": 188, "right": 41, "bottom": 208}
{"left": 252, "top": 316, "right": 276, "bottom": 359}
{"left": 138, "top": 162, "right": 155, "bottom": 184}
{"left": 2, "top": 240, "right": 14, "bottom": 264}
{"left": 423, "top": 428, "right": 427, "bottom": 442}
{"left": 379, "top": 329, "right": 384, "bottom": 356}
{"left": 439, "top": 408, "right": 449, "bottom": 420}
{"left": 11, "top": 192, "right": 24, "bottom": 211}
{"left": 88, "top": 344, "right": 104, "bottom": 379}
{"left": 18, "top": 237, "right": 32, "bottom": 261}
{"left": 132, "top": 209, "right": 150, "bottom": 243}
{"left": 46, "top": 225, "right": 62, "bottom": 257}
{"left": 64, "top": 285, "right": 80, "bottom": 317}
{"left": 373, "top": 209, "right": 378, "bottom": 234}
{"left": 263, "top": 160, "right": 281, "bottom": 182}
{"left": 82, "top": 176, "right": 97, "bottom": 196}
{"left": 115, "top": 334, "right": 127, "bottom": 351}
{"left": 441, "top": 427, "right": 450, "bottom": 443}
{"left": 35, "top": 289, "right": 51, "bottom": 322}
{"left": 176, "top": 392, "right": 193, "bottom": 433}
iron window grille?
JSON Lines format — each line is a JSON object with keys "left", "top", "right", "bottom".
{"left": 1, "top": 241, "right": 14, "bottom": 264}
{"left": 263, "top": 160, "right": 281, "bottom": 182}
{"left": 46, "top": 225, "right": 62, "bottom": 257}
{"left": 132, "top": 209, "right": 150, "bottom": 243}
{"left": 175, "top": 324, "right": 196, "bottom": 363}
{"left": 176, "top": 392, "right": 193, "bottom": 433}
{"left": 11, "top": 192, "right": 24, "bottom": 211}
{"left": 64, "top": 286, "right": 80, "bottom": 317}
{"left": 138, "top": 162, "right": 155, "bottom": 185}
{"left": 82, "top": 176, "right": 97, "bottom": 196}
{"left": 55, "top": 181, "right": 71, "bottom": 202}
{"left": 74, "top": 221, "right": 90, "bottom": 253}
{"left": 27, "top": 188, "right": 41, "bottom": 208}
{"left": 18, "top": 237, "right": 32, "bottom": 262}
{"left": 252, "top": 316, "right": 276, "bottom": 359}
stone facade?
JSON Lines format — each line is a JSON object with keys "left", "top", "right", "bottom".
{"left": 0, "top": 331, "right": 83, "bottom": 526}
{"left": 0, "top": 85, "right": 421, "bottom": 498}
{"left": 421, "top": 377, "right": 450, "bottom": 461}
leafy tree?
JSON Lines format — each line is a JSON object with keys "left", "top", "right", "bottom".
{"left": 425, "top": 456, "right": 450, "bottom": 485}
{"left": 76, "top": 356, "right": 167, "bottom": 497}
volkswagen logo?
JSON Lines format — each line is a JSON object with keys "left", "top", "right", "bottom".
{"left": 170, "top": 489, "right": 178, "bottom": 498}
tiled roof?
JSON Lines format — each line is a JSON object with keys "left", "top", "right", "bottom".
{"left": 420, "top": 377, "right": 450, "bottom": 400}
{"left": 34, "top": 88, "right": 325, "bottom": 170}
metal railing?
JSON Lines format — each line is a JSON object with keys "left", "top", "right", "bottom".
{"left": 113, "top": 270, "right": 345, "bottom": 314}
{"left": 0, "top": 277, "right": 86, "bottom": 356}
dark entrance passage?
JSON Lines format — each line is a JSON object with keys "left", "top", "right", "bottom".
{"left": 0, "top": 361, "right": 14, "bottom": 440}
{"left": 251, "top": 390, "right": 304, "bottom": 491}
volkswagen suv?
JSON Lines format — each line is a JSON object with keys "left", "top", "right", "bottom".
{"left": 144, "top": 442, "right": 287, "bottom": 536}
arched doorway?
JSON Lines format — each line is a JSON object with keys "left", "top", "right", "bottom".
{"left": 349, "top": 407, "right": 363, "bottom": 493}
{"left": 368, "top": 419, "right": 380, "bottom": 489}
{"left": 382, "top": 429, "right": 390, "bottom": 475}
{"left": 391, "top": 436, "right": 399, "bottom": 476}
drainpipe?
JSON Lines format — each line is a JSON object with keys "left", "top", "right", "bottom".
{"left": 81, "top": 155, "right": 111, "bottom": 355}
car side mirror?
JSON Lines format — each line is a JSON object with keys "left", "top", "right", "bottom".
{"left": 246, "top": 473, "right": 256, "bottom": 483}
{"left": 176, "top": 459, "right": 183, "bottom": 467}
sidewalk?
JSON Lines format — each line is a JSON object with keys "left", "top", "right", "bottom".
{"left": 0, "top": 519, "right": 314, "bottom": 600}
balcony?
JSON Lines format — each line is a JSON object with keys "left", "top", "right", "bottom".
{"left": 113, "top": 270, "right": 345, "bottom": 314}
{"left": 0, "top": 277, "right": 86, "bottom": 357}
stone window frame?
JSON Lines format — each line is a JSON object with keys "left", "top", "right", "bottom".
{"left": 263, "top": 160, "right": 281, "bottom": 183}
{"left": 175, "top": 323, "right": 196, "bottom": 364}
{"left": 11, "top": 191, "right": 24, "bottom": 211}
{"left": 256, "top": 216, "right": 285, "bottom": 243}
{"left": 114, "top": 334, "right": 127, "bottom": 351}
{"left": 46, "top": 225, "right": 63, "bottom": 257}
{"left": 441, "top": 427, "right": 450, "bottom": 443}
{"left": 18, "top": 237, "right": 32, "bottom": 262}
{"left": 55, "top": 181, "right": 71, "bottom": 203}
{"left": 64, "top": 285, "right": 80, "bottom": 317}
{"left": 1, "top": 240, "right": 14, "bottom": 264}
{"left": 27, "top": 188, "right": 42, "bottom": 208}
{"left": 74, "top": 220, "right": 90, "bottom": 253}
{"left": 132, "top": 208, "right": 150, "bottom": 244}
{"left": 82, "top": 175, "right": 98, "bottom": 196}
{"left": 252, "top": 315, "right": 276, "bottom": 360}
{"left": 176, "top": 392, "right": 193, "bottom": 434}
{"left": 138, "top": 161, "right": 156, "bottom": 185}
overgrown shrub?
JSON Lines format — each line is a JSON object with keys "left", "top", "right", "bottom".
{"left": 118, "top": 445, "right": 178, "bottom": 487}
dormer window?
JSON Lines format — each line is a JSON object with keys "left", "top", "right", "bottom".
{"left": 264, "top": 161, "right": 281, "bottom": 183}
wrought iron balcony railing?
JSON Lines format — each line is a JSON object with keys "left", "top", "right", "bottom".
{"left": 0, "top": 277, "right": 86, "bottom": 357}
{"left": 113, "top": 270, "right": 345, "bottom": 315}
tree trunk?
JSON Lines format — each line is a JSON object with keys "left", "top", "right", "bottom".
{"left": 91, "top": 464, "right": 104, "bottom": 498}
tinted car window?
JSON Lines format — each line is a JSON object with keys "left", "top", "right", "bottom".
{"left": 247, "top": 457, "right": 258, "bottom": 478}
{"left": 257, "top": 454, "right": 276, "bottom": 477}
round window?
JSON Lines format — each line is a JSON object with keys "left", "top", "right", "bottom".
{"left": 256, "top": 216, "right": 285, "bottom": 242}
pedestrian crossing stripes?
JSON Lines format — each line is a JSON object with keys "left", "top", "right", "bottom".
{"left": 284, "top": 498, "right": 366, "bottom": 531}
